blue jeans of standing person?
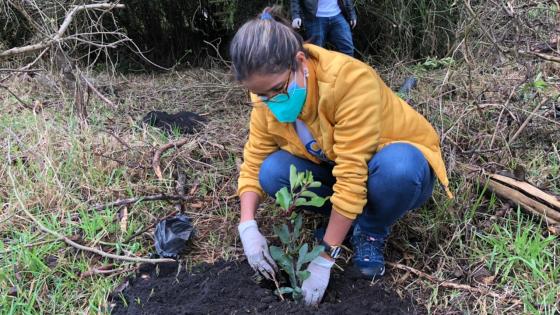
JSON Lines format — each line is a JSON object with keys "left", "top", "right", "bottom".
{"left": 304, "top": 13, "right": 354, "bottom": 56}
{"left": 258, "top": 143, "right": 435, "bottom": 238}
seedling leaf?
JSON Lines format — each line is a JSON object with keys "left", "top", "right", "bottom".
{"left": 302, "top": 245, "right": 325, "bottom": 264}
{"left": 296, "top": 243, "right": 309, "bottom": 270}
{"left": 289, "top": 165, "right": 297, "bottom": 191}
{"left": 300, "top": 190, "right": 318, "bottom": 198}
{"left": 297, "top": 270, "right": 311, "bottom": 282}
{"left": 299, "top": 196, "right": 328, "bottom": 207}
{"left": 270, "top": 246, "right": 292, "bottom": 272}
{"left": 276, "top": 287, "right": 294, "bottom": 295}
{"left": 275, "top": 187, "right": 291, "bottom": 210}
{"left": 309, "top": 181, "right": 322, "bottom": 188}
{"left": 293, "top": 214, "right": 303, "bottom": 240}
{"left": 294, "top": 197, "right": 307, "bottom": 207}
{"left": 273, "top": 224, "right": 290, "bottom": 245}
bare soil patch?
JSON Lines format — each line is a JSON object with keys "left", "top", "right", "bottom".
{"left": 111, "top": 260, "right": 422, "bottom": 314}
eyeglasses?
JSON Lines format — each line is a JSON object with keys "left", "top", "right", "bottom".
{"left": 257, "top": 70, "right": 292, "bottom": 103}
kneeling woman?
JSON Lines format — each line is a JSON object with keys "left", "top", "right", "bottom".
{"left": 232, "top": 7, "right": 452, "bottom": 305}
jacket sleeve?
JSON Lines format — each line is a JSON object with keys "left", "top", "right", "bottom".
{"left": 237, "top": 95, "right": 279, "bottom": 198}
{"left": 291, "top": 0, "right": 303, "bottom": 20}
{"left": 330, "top": 61, "right": 383, "bottom": 219}
{"left": 342, "top": 0, "right": 357, "bottom": 21}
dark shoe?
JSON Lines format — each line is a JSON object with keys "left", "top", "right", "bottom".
{"left": 351, "top": 225, "right": 386, "bottom": 278}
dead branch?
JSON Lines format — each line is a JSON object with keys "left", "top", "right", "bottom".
{"left": 7, "top": 169, "right": 174, "bottom": 263}
{"left": 80, "top": 73, "right": 117, "bottom": 108}
{"left": 29, "top": 213, "right": 173, "bottom": 263}
{"left": 387, "top": 262, "right": 522, "bottom": 305}
{"left": 0, "top": 3, "right": 125, "bottom": 59}
{"left": 93, "top": 194, "right": 191, "bottom": 211}
{"left": 153, "top": 138, "right": 193, "bottom": 180}
{"left": 520, "top": 51, "right": 560, "bottom": 64}
{"left": 80, "top": 264, "right": 127, "bottom": 278}
{"left": 508, "top": 98, "right": 550, "bottom": 145}
{"left": 486, "top": 174, "right": 560, "bottom": 227}
{"left": 0, "top": 84, "right": 34, "bottom": 109}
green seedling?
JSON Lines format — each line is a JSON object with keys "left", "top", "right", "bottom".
{"left": 269, "top": 165, "right": 329, "bottom": 302}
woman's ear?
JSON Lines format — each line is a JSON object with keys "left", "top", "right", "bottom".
{"left": 295, "top": 51, "right": 306, "bottom": 63}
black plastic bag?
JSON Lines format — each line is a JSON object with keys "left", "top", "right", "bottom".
{"left": 154, "top": 214, "right": 194, "bottom": 258}
{"left": 142, "top": 111, "right": 206, "bottom": 135}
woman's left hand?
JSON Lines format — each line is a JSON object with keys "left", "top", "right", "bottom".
{"left": 301, "top": 255, "right": 335, "bottom": 305}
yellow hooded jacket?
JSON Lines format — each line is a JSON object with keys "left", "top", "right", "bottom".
{"left": 238, "top": 44, "right": 451, "bottom": 220}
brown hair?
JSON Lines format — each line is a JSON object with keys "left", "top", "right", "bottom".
{"left": 229, "top": 6, "right": 306, "bottom": 81}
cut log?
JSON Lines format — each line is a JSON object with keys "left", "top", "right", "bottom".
{"left": 490, "top": 174, "right": 560, "bottom": 209}
{"left": 486, "top": 176, "right": 560, "bottom": 234}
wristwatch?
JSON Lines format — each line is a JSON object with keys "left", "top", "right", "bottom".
{"left": 320, "top": 240, "right": 342, "bottom": 259}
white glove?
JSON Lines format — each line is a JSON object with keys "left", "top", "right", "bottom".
{"left": 302, "top": 255, "right": 334, "bottom": 305}
{"left": 238, "top": 220, "right": 277, "bottom": 279}
{"left": 350, "top": 19, "right": 357, "bottom": 29}
{"left": 292, "top": 18, "right": 302, "bottom": 29}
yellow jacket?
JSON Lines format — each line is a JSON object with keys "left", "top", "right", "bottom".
{"left": 238, "top": 44, "right": 451, "bottom": 220}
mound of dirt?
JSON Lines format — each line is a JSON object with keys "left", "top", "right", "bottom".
{"left": 111, "top": 260, "right": 422, "bottom": 314}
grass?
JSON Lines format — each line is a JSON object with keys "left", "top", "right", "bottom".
{"left": 3, "top": 67, "right": 557, "bottom": 314}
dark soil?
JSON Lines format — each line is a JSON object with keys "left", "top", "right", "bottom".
{"left": 111, "top": 260, "right": 423, "bottom": 315}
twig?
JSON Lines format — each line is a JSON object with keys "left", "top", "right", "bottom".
{"left": 0, "top": 84, "right": 34, "bottom": 109}
{"left": 272, "top": 275, "right": 285, "bottom": 301}
{"left": 153, "top": 138, "right": 192, "bottom": 180}
{"left": 29, "top": 212, "right": 173, "bottom": 263}
{"left": 0, "top": 69, "right": 43, "bottom": 73}
{"left": 0, "top": 3, "right": 125, "bottom": 59}
{"left": 6, "top": 159, "right": 173, "bottom": 264}
{"left": 93, "top": 194, "right": 190, "bottom": 211}
{"left": 520, "top": 51, "right": 560, "bottom": 64}
{"left": 80, "top": 73, "right": 117, "bottom": 108}
{"left": 490, "top": 87, "right": 516, "bottom": 149}
{"left": 508, "top": 97, "right": 549, "bottom": 145}
{"left": 387, "top": 262, "right": 522, "bottom": 305}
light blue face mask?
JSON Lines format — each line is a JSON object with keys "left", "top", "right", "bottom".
{"left": 263, "top": 69, "right": 307, "bottom": 123}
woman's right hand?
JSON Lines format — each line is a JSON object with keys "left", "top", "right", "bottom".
{"left": 238, "top": 220, "right": 278, "bottom": 280}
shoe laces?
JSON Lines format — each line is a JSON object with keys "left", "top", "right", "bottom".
{"left": 354, "top": 233, "right": 385, "bottom": 262}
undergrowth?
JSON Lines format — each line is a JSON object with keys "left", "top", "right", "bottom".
{"left": 1, "top": 1, "right": 559, "bottom": 314}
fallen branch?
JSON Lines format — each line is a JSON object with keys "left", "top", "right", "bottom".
{"left": 153, "top": 138, "right": 193, "bottom": 180}
{"left": 508, "top": 98, "right": 549, "bottom": 145}
{"left": 13, "top": 191, "right": 173, "bottom": 264}
{"left": 521, "top": 50, "right": 560, "bottom": 64}
{"left": 0, "top": 84, "right": 34, "bottom": 109}
{"left": 0, "top": 3, "right": 125, "bottom": 59}
{"left": 80, "top": 264, "right": 125, "bottom": 278}
{"left": 29, "top": 215, "right": 173, "bottom": 263}
{"left": 80, "top": 73, "right": 117, "bottom": 108}
{"left": 387, "top": 262, "right": 522, "bottom": 305}
{"left": 486, "top": 175, "right": 560, "bottom": 229}
{"left": 93, "top": 194, "right": 190, "bottom": 211}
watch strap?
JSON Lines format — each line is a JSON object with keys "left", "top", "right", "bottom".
{"left": 320, "top": 240, "right": 342, "bottom": 259}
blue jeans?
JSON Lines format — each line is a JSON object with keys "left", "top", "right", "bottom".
{"left": 304, "top": 13, "right": 354, "bottom": 56}
{"left": 258, "top": 143, "right": 435, "bottom": 237}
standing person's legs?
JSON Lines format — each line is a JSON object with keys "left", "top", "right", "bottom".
{"left": 303, "top": 16, "right": 327, "bottom": 47}
{"left": 259, "top": 150, "right": 335, "bottom": 215}
{"left": 352, "top": 143, "right": 435, "bottom": 277}
{"left": 326, "top": 13, "right": 354, "bottom": 56}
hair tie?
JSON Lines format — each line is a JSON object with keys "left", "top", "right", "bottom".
{"left": 260, "top": 10, "right": 273, "bottom": 20}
